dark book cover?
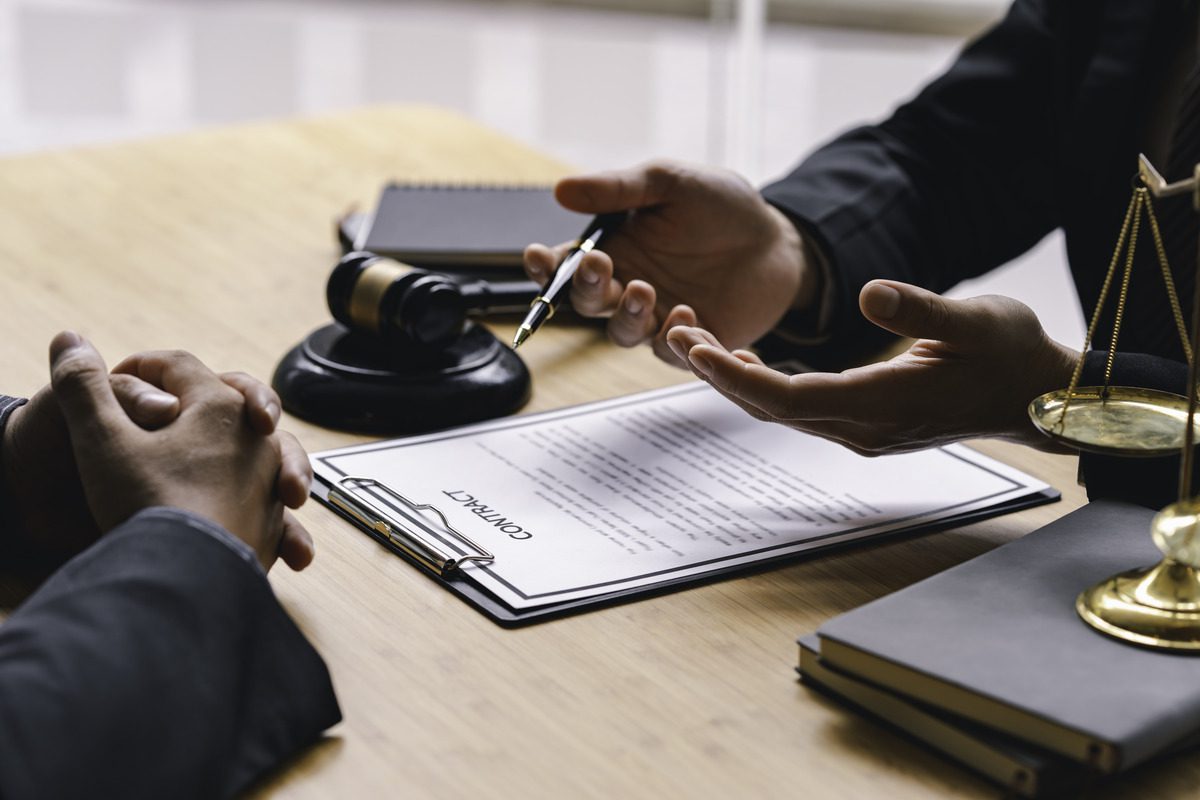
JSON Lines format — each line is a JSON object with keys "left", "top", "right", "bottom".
{"left": 361, "top": 183, "right": 588, "bottom": 269}
{"left": 798, "top": 635, "right": 1088, "bottom": 797}
{"left": 818, "top": 500, "right": 1200, "bottom": 771}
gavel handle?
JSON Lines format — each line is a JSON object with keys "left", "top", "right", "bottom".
{"left": 460, "top": 278, "right": 541, "bottom": 316}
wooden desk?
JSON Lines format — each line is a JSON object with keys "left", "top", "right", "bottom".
{"left": 0, "top": 107, "right": 1189, "bottom": 798}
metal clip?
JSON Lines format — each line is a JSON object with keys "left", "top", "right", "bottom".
{"left": 328, "top": 476, "right": 495, "bottom": 576}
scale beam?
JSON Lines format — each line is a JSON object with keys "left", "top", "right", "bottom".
{"left": 1138, "top": 153, "right": 1198, "bottom": 200}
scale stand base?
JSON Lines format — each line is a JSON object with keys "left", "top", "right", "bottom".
{"left": 1077, "top": 559, "right": 1200, "bottom": 652}
{"left": 272, "top": 322, "right": 530, "bottom": 435}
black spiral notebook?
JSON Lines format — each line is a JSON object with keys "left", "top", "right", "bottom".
{"left": 356, "top": 183, "right": 589, "bottom": 270}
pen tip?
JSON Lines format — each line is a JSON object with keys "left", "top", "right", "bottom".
{"left": 512, "top": 326, "right": 531, "bottom": 350}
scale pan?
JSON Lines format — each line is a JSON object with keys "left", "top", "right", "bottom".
{"left": 1029, "top": 386, "right": 1200, "bottom": 457}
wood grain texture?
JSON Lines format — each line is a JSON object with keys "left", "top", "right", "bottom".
{"left": 0, "top": 106, "right": 1182, "bottom": 799}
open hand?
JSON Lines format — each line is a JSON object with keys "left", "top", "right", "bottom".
{"left": 524, "top": 160, "right": 817, "bottom": 364}
{"left": 666, "top": 280, "right": 1078, "bottom": 454}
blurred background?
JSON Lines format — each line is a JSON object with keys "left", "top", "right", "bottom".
{"left": 0, "top": 0, "right": 1083, "bottom": 343}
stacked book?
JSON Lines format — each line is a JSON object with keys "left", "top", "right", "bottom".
{"left": 800, "top": 501, "right": 1200, "bottom": 798}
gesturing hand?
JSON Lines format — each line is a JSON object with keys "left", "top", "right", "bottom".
{"left": 523, "top": 160, "right": 817, "bottom": 364}
{"left": 47, "top": 333, "right": 312, "bottom": 571}
{"left": 666, "top": 280, "right": 1078, "bottom": 454}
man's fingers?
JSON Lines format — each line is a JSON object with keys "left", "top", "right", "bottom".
{"left": 859, "top": 280, "right": 974, "bottom": 344}
{"left": 278, "top": 511, "right": 315, "bottom": 572}
{"left": 523, "top": 243, "right": 559, "bottom": 284}
{"left": 607, "top": 281, "right": 659, "bottom": 347}
{"left": 667, "top": 323, "right": 720, "bottom": 352}
{"left": 655, "top": 305, "right": 700, "bottom": 366}
{"left": 49, "top": 332, "right": 129, "bottom": 432}
{"left": 111, "top": 350, "right": 222, "bottom": 403}
{"left": 220, "top": 371, "right": 281, "bottom": 435}
{"left": 555, "top": 161, "right": 681, "bottom": 214}
{"left": 731, "top": 349, "right": 766, "bottom": 367}
{"left": 664, "top": 321, "right": 706, "bottom": 366}
{"left": 277, "top": 431, "right": 312, "bottom": 509}
{"left": 670, "top": 326, "right": 868, "bottom": 421}
{"left": 110, "top": 373, "right": 180, "bottom": 430}
{"left": 568, "top": 250, "right": 624, "bottom": 317}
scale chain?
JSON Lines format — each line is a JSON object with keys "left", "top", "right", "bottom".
{"left": 1141, "top": 194, "right": 1193, "bottom": 362}
{"left": 1100, "top": 190, "right": 1144, "bottom": 390}
{"left": 1058, "top": 188, "right": 1141, "bottom": 431}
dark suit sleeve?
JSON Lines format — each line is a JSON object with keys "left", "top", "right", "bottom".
{"left": 0, "top": 508, "right": 342, "bottom": 800}
{"left": 759, "top": 0, "right": 1060, "bottom": 364}
{"left": 0, "top": 396, "right": 28, "bottom": 539}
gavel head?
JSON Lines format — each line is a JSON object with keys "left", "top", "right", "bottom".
{"left": 327, "top": 252, "right": 467, "bottom": 349}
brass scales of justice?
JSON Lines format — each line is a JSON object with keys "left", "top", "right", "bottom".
{"left": 1029, "top": 154, "right": 1200, "bottom": 652}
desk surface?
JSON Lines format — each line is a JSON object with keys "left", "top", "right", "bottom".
{"left": 0, "top": 106, "right": 1189, "bottom": 798}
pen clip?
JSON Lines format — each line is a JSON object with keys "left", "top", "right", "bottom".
{"left": 328, "top": 476, "right": 495, "bottom": 576}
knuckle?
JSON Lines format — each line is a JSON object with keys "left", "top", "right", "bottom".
{"left": 643, "top": 158, "right": 681, "bottom": 179}
{"left": 107, "top": 372, "right": 137, "bottom": 393}
{"left": 608, "top": 319, "right": 645, "bottom": 348}
{"left": 569, "top": 284, "right": 608, "bottom": 317}
{"left": 923, "top": 294, "right": 949, "bottom": 332}
{"left": 51, "top": 351, "right": 101, "bottom": 389}
{"left": 161, "top": 349, "right": 195, "bottom": 366}
{"left": 643, "top": 161, "right": 681, "bottom": 199}
{"left": 200, "top": 383, "right": 246, "bottom": 421}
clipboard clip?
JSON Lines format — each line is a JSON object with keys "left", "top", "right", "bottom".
{"left": 328, "top": 476, "right": 495, "bottom": 576}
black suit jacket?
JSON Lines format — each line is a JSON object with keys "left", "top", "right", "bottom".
{"left": 761, "top": 0, "right": 1192, "bottom": 508}
{"left": 0, "top": 401, "right": 341, "bottom": 799}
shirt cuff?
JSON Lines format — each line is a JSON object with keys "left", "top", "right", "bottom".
{"left": 128, "top": 506, "right": 261, "bottom": 574}
{"left": 763, "top": 207, "right": 837, "bottom": 346}
{"left": 0, "top": 396, "right": 27, "bottom": 428}
{"left": 0, "top": 395, "right": 30, "bottom": 529}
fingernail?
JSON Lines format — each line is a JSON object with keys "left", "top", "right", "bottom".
{"left": 580, "top": 267, "right": 600, "bottom": 285}
{"left": 864, "top": 283, "right": 901, "bottom": 319}
{"left": 58, "top": 331, "right": 82, "bottom": 350}
{"left": 625, "top": 297, "right": 643, "bottom": 315}
{"left": 667, "top": 337, "right": 686, "bottom": 362}
{"left": 689, "top": 350, "right": 714, "bottom": 378}
{"left": 266, "top": 401, "right": 281, "bottom": 423}
{"left": 138, "top": 391, "right": 177, "bottom": 414}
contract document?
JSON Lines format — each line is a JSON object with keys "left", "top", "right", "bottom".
{"left": 312, "top": 382, "right": 1057, "bottom": 624}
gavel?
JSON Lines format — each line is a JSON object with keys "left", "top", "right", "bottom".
{"left": 326, "top": 252, "right": 540, "bottom": 349}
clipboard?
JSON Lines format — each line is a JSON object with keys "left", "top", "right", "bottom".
{"left": 312, "top": 471, "right": 1058, "bottom": 628}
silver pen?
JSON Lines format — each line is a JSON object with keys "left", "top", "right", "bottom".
{"left": 512, "top": 211, "right": 625, "bottom": 349}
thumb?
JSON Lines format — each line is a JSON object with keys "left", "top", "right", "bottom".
{"left": 859, "top": 280, "right": 975, "bottom": 343}
{"left": 555, "top": 161, "right": 680, "bottom": 214}
{"left": 49, "top": 332, "right": 128, "bottom": 433}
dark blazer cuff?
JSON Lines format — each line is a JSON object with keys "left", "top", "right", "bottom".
{"left": 145, "top": 506, "right": 261, "bottom": 570}
{"left": 0, "top": 511, "right": 341, "bottom": 799}
{"left": 1078, "top": 351, "right": 1189, "bottom": 509}
{"left": 0, "top": 395, "right": 29, "bottom": 541}
{"left": 759, "top": 168, "right": 900, "bottom": 368}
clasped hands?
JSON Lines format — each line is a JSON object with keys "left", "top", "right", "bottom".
{"left": 2, "top": 333, "right": 312, "bottom": 572}
{"left": 525, "top": 161, "right": 1078, "bottom": 453}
